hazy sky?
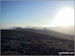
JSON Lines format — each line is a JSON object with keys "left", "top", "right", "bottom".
{"left": 1, "top": 1, "right": 74, "bottom": 29}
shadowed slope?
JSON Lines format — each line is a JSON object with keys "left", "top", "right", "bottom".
{"left": 1, "top": 30, "right": 74, "bottom": 55}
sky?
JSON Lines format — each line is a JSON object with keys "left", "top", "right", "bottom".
{"left": 1, "top": 1, "right": 74, "bottom": 29}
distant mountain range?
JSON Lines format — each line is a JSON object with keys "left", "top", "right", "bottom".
{"left": 1, "top": 26, "right": 74, "bottom": 41}
{"left": 9, "top": 26, "right": 74, "bottom": 41}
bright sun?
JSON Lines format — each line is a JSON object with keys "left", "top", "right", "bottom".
{"left": 52, "top": 7, "right": 74, "bottom": 27}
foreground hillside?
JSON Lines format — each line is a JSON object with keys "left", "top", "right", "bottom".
{"left": 1, "top": 30, "right": 74, "bottom": 55}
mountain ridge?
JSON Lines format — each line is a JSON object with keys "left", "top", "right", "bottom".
{"left": 12, "top": 27, "right": 74, "bottom": 41}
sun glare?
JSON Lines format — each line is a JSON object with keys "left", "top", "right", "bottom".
{"left": 52, "top": 7, "right": 74, "bottom": 27}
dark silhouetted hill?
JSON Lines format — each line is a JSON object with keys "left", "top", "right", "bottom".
{"left": 14, "top": 27, "right": 74, "bottom": 41}
{"left": 1, "top": 29, "right": 74, "bottom": 55}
